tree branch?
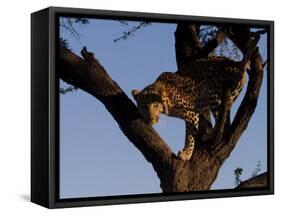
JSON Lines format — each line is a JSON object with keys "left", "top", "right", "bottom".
{"left": 217, "top": 29, "right": 264, "bottom": 159}
{"left": 196, "top": 30, "right": 226, "bottom": 59}
{"left": 236, "top": 172, "right": 268, "bottom": 189}
{"left": 213, "top": 89, "right": 232, "bottom": 144}
{"left": 174, "top": 23, "right": 201, "bottom": 70}
{"left": 175, "top": 23, "right": 226, "bottom": 70}
{"left": 222, "top": 26, "right": 252, "bottom": 54}
{"left": 209, "top": 33, "right": 261, "bottom": 155}
{"left": 59, "top": 44, "right": 175, "bottom": 177}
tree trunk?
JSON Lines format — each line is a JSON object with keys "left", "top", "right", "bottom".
{"left": 160, "top": 149, "right": 222, "bottom": 192}
{"left": 58, "top": 23, "right": 267, "bottom": 192}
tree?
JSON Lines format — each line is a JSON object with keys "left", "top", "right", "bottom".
{"left": 58, "top": 22, "right": 267, "bottom": 192}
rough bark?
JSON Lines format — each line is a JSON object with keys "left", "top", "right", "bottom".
{"left": 59, "top": 24, "right": 265, "bottom": 192}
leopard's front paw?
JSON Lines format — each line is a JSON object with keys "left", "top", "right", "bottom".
{"left": 178, "top": 150, "right": 192, "bottom": 161}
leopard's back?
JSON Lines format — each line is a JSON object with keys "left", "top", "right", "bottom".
{"left": 177, "top": 56, "right": 243, "bottom": 85}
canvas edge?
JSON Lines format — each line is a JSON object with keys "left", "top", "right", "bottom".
{"left": 31, "top": 6, "right": 274, "bottom": 209}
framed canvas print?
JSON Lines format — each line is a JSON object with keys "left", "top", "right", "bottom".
{"left": 31, "top": 6, "right": 274, "bottom": 208}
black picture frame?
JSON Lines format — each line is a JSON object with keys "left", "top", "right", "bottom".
{"left": 31, "top": 6, "right": 274, "bottom": 208}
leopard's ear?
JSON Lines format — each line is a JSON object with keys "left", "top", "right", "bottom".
{"left": 131, "top": 89, "right": 141, "bottom": 100}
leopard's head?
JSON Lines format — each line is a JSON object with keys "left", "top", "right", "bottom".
{"left": 132, "top": 89, "right": 164, "bottom": 125}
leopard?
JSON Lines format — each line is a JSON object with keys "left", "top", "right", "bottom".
{"left": 132, "top": 56, "right": 248, "bottom": 161}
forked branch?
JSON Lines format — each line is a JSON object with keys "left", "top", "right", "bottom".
{"left": 217, "top": 30, "right": 264, "bottom": 160}
{"left": 59, "top": 44, "right": 175, "bottom": 176}
{"left": 175, "top": 23, "right": 226, "bottom": 70}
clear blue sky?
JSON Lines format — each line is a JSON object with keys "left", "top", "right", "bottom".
{"left": 59, "top": 18, "right": 268, "bottom": 198}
